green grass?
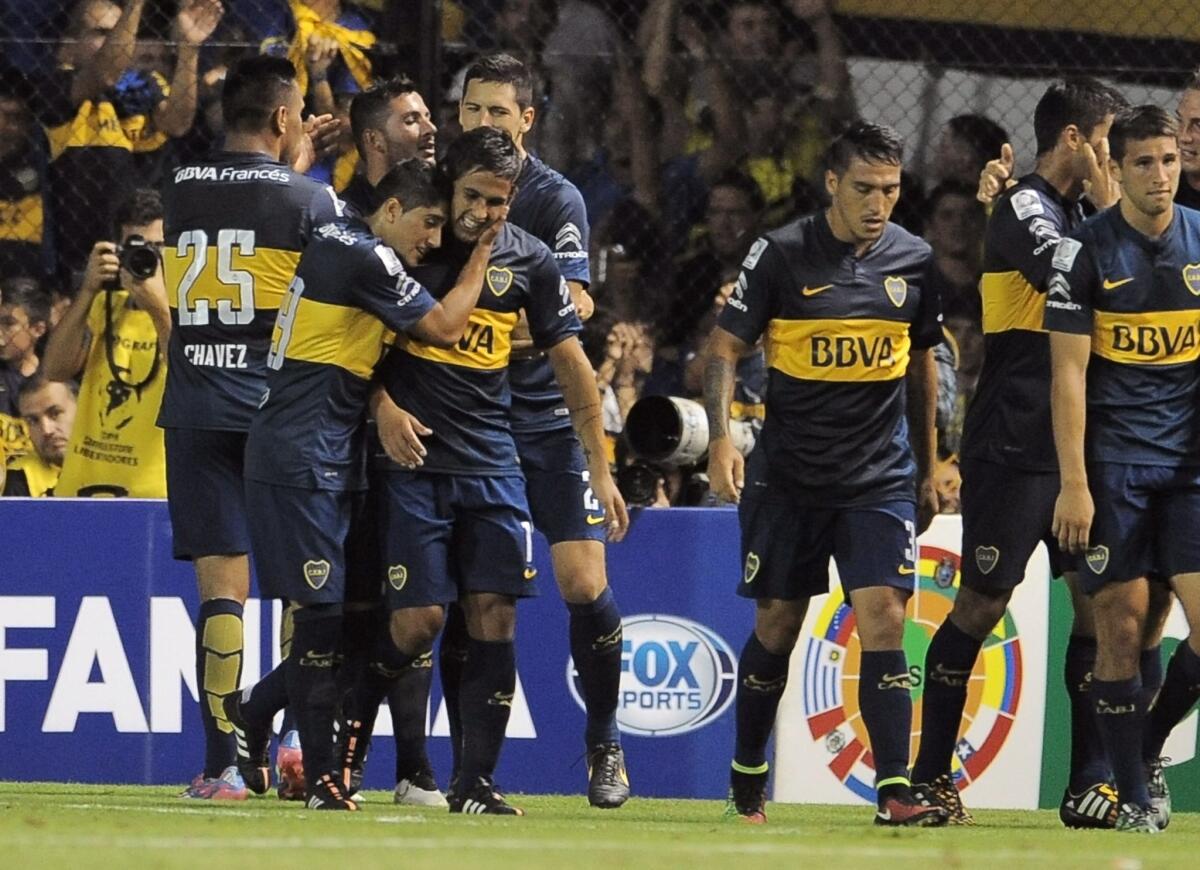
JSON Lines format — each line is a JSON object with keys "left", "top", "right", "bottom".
{"left": 1, "top": 782, "right": 1195, "bottom": 869}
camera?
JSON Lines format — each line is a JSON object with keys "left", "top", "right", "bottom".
{"left": 617, "top": 461, "right": 662, "bottom": 507}
{"left": 116, "top": 235, "right": 161, "bottom": 282}
{"left": 624, "top": 396, "right": 755, "bottom": 466}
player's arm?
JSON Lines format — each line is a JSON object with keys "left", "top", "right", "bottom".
{"left": 70, "top": 0, "right": 145, "bottom": 104}
{"left": 907, "top": 348, "right": 940, "bottom": 533}
{"left": 43, "top": 242, "right": 115, "bottom": 379}
{"left": 704, "top": 326, "right": 753, "bottom": 504}
{"left": 548, "top": 336, "right": 629, "bottom": 542}
{"left": 154, "top": 0, "right": 223, "bottom": 137}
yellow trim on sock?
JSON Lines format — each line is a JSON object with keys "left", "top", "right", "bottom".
{"left": 877, "top": 776, "right": 910, "bottom": 789}
{"left": 732, "top": 760, "right": 769, "bottom": 775}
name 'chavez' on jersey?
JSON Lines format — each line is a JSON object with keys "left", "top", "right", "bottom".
{"left": 157, "top": 151, "right": 343, "bottom": 432}
{"left": 245, "top": 217, "right": 436, "bottom": 491}
{"left": 377, "top": 222, "right": 581, "bottom": 474}
{"left": 718, "top": 212, "right": 942, "bottom": 505}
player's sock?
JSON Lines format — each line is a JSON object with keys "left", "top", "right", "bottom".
{"left": 911, "top": 619, "right": 981, "bottom": 784}
{"left": 1065, "top": 634, "right": 1110, "bottom": 789}
{"left": 1144, "top": 642, "right": 1200, "bottom": 762}
{"left": 1139, "top": 645, "right": 1164, "bottom": 711}
{"left": 568, "top": 587, "right": 624, "bottom": 748}
{"left": 338, "top": 608, "right": 377, "bottom": 706}
{"left": 859, "top": 649, "right": 913, "bottom": 785}
{"left": 732, "top": 632, "right": 789, "bottom": 770}
{"left": 458, "top": 638, "right": 515, "bottom": 787}
{"left": 240, "top": 661, "right": 288, "bottom": 726}
{"left": 196, "top": 598, "right": 244, "bottom": 778}
{"left": 1092, "top": 676, "right": 1150, "bottom": 808}
{"left": 389, "top": 653, "right": 436, "bottom": 780}
{"left": 285, "top": 606, "right": 342, "bottom": 794}
{"left": 439, "top": 605, "right": 469, "bottom": 778}
{"left": 277, "top": 602, "right": 298, "bottom": 739}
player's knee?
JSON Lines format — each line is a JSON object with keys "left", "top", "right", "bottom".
{"left": 195, "top": 554, "right": 250, "bottom": 603}
{"left": 554, "top": 569, "right": 607, "bottom": 605}
{"left": 551, "top": 541, "right": 607, "bottom": 604}
{"left": 950, "top": 586, "right": 1010, "bottom": 640}
{"left": 389, "top": 606, "right": 443, "bottom": 657}
{"left": 463, "top": 593, "right": 517, "bottom": 641}
{"left": 850, "top": 588, "right": 908, "bottom": 649}
{"left": 754, "top": 600, "right": 805, "bottom": 654}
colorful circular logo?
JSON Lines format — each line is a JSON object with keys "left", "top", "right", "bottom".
{"left": 800, "top": 545, "right": 1022, "bottom": 801}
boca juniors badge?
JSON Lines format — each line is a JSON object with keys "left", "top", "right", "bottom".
{"left": 1182, "top": 263, "right": 1200, "bottom": 296}
{"left": 303, "top": 559, "right": 331, "bottom": 590}
{"left": 486, "top": 266, "right": 514, "bottom": 297}
{"left": 884, "top": 276, "right": 908, "bottom": 307}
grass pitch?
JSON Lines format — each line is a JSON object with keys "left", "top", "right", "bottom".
{"left": 1, "top": 782, "right": 1195, "bottom": 869}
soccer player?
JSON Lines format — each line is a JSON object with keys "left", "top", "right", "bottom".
{"left": 158, "top": 55, "right": 342, "bottom": 800}
{"left": 341, "top": 126, "right": 628, "bottom": 816}
{"left": 221, "top": 157, "right": 501, "bottom": 810}
{"left": 911, "top": 79, "right": 1145, "bottom": 828}
{"left": 342, "top": 77, "right": 438, "bottom": 211}
{"left": 1047, "top": 104, "right": 1200, "bottom": 833}
{"left": 706, "top": 122, "right": 946, "bottom": 827}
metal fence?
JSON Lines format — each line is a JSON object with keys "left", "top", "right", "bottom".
{"left": 2, "top": 1, "right": 1196, "bottom": 500}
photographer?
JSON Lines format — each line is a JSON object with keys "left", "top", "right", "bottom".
{"left": 42, "top": 188, "right": 169, "bottom": 498}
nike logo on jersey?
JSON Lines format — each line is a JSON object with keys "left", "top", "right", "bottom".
{"left": 801, "top": 284, "right": 834, "bottom": 296}
{"left": 1102, "top": 277, "right": 1134, "bottom": 290}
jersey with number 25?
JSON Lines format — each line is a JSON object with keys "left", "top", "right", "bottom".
{"left": 157, "top": 150, "right": 342, "bottom": 431}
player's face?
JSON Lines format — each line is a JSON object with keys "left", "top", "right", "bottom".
{"left": 1115, "top": 135, "right": 1181, "bottom": 218}
{"left": 1176, "top": 89, "right": 1200, "bottom": 177}
{"left": 460, "top": 80, "right": 533, "bottom": 147}
{"left": 826, "top": 157, "right": 902, "bottom": 245}
{"left": 381, "top": 202, "right": 446, "bottom": 265}
{"left": 379, "top": 92, "right": 437, "bottom": 166}
{"left": 450, "top": 170, "right": 513, "bottom": 243}
{"left": 19, "top": 382, "right": 76, "bottom": 466}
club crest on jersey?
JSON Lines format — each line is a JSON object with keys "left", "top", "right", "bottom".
{"left": 1183, "top": 263, "right": 1200, "bottom": 296}
{"left": 743, "top": 552, "right": 761, "bottom": 584}
{"left": 486, "top": 266, "right": 514, "bottom": 297}
{"left": 884, "top": 276, "right": 907, "bottom": 307}
{"left": 975, "top": 546, "right": 1000, "bottom": 575}
{"left": 303, "top": 560, "right": 331, "bottom": 590}
{"left": 387, "top": 564, "right": 408, "bottom": 591}
{"left": 1085, "top": 546, "right": 1109, "bottom": 575}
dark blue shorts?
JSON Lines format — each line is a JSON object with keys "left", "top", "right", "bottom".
{"left": 515, "top": 426, "right": 606, "bottom": 545}
{"left": 960, "top": 458, "right": 1073, "bottom": 594}
{"left": 245, "top": 481, "right": 372, "bottom": 607}
{"left": 1081, "top": 462, "right": 1200, "bottom": 593}
{"left": 164, "top": 427, "right": 251, "bottom": 561}
{"left": 737, "top": 485, "right": 917, "bottom": 601}
{"left": 375, "top": 471, "right": 538, "bottom": 609}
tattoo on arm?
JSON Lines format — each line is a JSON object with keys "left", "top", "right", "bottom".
{"left": 704, "top": 356, "right": 735, "bottom": 440}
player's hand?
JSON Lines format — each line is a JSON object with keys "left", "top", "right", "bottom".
{"left": 291, "top": 113, "right": 342, "bottom": 173}
{"left": 80, "top": 242, "right": 120, "bottom": 297}
{"left": 915, "top": 474, "right": 940, "bottom": 535}
{"left": 1052, "top": 481, "right": 1094, "bottom": 555}
{"left": 476, "top": 205, "right": 509, "bottom": 247}
{"left": 377, "top": 402, "right": 431, "bottom": 469}
{"left": 1082, "top": 137, "right": 1120, "bottom": 209}
{"left": 977, "top": 143, "right": 1015, "bottom": 204}
{"left": 707, "top": 436, "right": 745, "bottom": 504}
{"left": 590, "top": 464, "right": 630, "bottom": 543}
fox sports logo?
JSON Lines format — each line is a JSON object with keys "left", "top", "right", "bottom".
{"left": 568, "top": 614, "right": 737, "bottom": 736}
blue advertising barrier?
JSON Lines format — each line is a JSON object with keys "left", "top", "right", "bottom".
{"left": 0, "top": 500, "right": 746, "bottom": 798}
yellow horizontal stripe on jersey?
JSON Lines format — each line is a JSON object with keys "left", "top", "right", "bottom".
{"left": 398, "top": 308, "right": 519, "bottom": 371}
{"left": 46, "top": 101, "right": 133, "bottom": 161}
{"left": 980, "top": 270, "right": 1045, "bottom": 334}
{"left": 281, "top": 296, "right": 389, "bottom": 378}
{"left": 1092, "top": 309, "right": 1200, "bottom": 365}
{"left": 164, "top": 246, "right": 300, "bottom": 313}
{"left": 0, "top": 193, "right": 44, "bottom": 243}
{"left": 766, "top": 317, "right": 911, "bottom": 382}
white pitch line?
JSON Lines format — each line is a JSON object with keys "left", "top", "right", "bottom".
{"left": 57, "top": 803, "right": 427, "bottom": 823}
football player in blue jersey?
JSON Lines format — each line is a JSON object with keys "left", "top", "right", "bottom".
{"left": 707, "top": 122, "right": 948, "bottom": 828}
{"left": 222, "top": 157, "right": 505, "bottom": 810}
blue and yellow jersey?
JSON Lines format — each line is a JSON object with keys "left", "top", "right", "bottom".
{"left": 717, "top": 211, "right": 942, "bottom": 506}
{"left": 377, "top": 224, "right": 582, "bottom": 475}
{"left": 507, "top": 153, "right": 591, "bottom": 434}
{"left": 1044, "top": 205, "right": 1200, "bottom": 466}
{"left": 961, "top": 173, "right": 1086, "bottom": 471}
{"left": 245, "top": 218, "right": 435, "bottom": 491}
{"left": 157, "top": 151, "right": 343, "bottom": 432}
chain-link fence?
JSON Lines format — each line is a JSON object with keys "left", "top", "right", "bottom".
{"left": 2, "top": 1, "right": 1197, "bottom": 503}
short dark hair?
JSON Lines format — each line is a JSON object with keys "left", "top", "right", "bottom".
{"left": 1109, "top": 105, "right": 1179, "bottom": 164}
{"left": 368, "top": 158, "right": 446, "bottom": 214}
{"left": 925, "top": 179, "right": 981, "bottom": 213}
{"left": 944, "top": 114, "right": 1009, "bottom": 166}
{"left": 221, "top": 55, "right": 298, "bottom": 133}
{"left": 350, "top": 76, "right": 421, "bottom": 158}
{"left": 0, "top": 275, "right": 50, "bottom": 326}
{"left": 113, "top": 188, "right": 163, "bottom": 236}
{"left": 708, "top": 169, "right": 766, "bottom": 215}
{"left": 441, "top": 126, "right": 522, "bottom": 185}
{"left": 1033, "top": 77, "right": 1126, "bottom": 156}
{"left": 826, "top": 121, "right": 904, "bottom": 176}
{"left": 462, "top": 53, "right": 534, "bottom": 110}
{"left": 17, "top": 370, "right": 78, "bottom": 403}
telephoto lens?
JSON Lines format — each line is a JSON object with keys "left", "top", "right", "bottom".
{"left": 119, "top": 235, "right": 161, "bottom": 280}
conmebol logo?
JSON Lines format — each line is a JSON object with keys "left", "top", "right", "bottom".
{"left": 568, "top": 614, "right": 737, "bottom": 737}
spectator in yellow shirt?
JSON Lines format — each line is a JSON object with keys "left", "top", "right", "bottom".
{"left": 3, "top": 374, "right": 76, "bottom": 497}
